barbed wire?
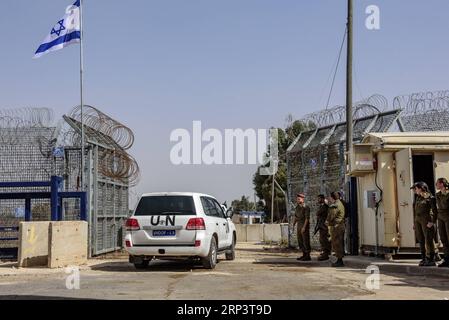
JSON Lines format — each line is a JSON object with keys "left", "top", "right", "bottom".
{"left": 0, "top": 107, "right": 53, "bottom": 127}
{"left": 0, "top": 108, "right": 56, "bottom": 156}
{"left": 67, "top": 105, "right": 140, "bottom": 186}
{"left": 303, "top": 94, "right": 388, "bottom": 127}
{"left": 69, "top": 105, "right": 134, "bottom": 150}
{"left": 0, "top": 106, "right": 140, "bottom": 187}
{"left": 393, "top": 90, "right": 449, "bottom": 115}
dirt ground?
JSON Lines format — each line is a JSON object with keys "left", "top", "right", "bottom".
{"left": 0, "top": 243, "right": 448, "bottom": 300}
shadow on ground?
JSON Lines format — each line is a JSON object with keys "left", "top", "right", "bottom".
{"left": 236, "top": 246, "right": 294, "bottom": 254}
{"left": 254, "top": 256, "right": 449, "bottom": 293}
{"left": 252, "top": 257, "right": 354, "bottom": 270}
{"left": 90, "top": 258, "right": 228, "bottom": 273}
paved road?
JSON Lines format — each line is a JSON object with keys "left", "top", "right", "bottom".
{"left": 0, "top": 243, "right": 448, "bottom": 300}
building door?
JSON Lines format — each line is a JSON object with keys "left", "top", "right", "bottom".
{"left": 412, "top": 155, "right": 435, "bottom": 194}
{"left": 395, "top": 148, "right": 416, "bottom": 248}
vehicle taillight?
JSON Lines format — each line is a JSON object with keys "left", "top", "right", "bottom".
{"left": 125, "top": 240, "right": 132, "bottom": 247}
{"left": 186, "top": 218, "right": 206, "bottom": 230}
{"left": 126, "top": 218, "right": 140, "bottom": 231}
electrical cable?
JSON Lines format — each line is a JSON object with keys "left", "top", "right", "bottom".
{"left": 326, "top": 27, "right": 347, "bottom": 110}
{"left": 374, "top": 160, "right": 383, "bottom": 256}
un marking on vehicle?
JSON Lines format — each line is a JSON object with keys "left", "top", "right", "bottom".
{"left": 150, "top": 215, "right": 176, "bottom": 226}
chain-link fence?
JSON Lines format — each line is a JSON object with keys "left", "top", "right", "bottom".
{"left": 0, "top": 107, "right": 134, "bottom": 258}
{"left": 287, "top": 110, "right": 402, "bottom": 249}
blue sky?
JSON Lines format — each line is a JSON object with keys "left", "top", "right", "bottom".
{"left": 1, "top": 0, "right": 449, "bottom": 207}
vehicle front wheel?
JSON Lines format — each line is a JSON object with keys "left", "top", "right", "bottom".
{"left": 225, "top": 236, "right": 236, "bottom": 261}
{"left": 134, "top": 260, "right": 150, "bottom": 269}
{"left": 202, "top": 237, "right": 218, "bottom": 269}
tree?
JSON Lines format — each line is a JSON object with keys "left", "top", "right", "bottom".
{"left": 230, "top": 196, "right": 255, "bottom": 215}
{"left": 252, "top": 116, "right": 315, "bottom": 222}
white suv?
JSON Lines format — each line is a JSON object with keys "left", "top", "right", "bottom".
{"left": 125, "top": 192, "right": 237, "bottom": 269}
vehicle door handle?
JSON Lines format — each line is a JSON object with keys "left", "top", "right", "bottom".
{"left": 223, "top": 223, "right": 226, "bottom": 226}
{"left": 216, "top": 223, "right": 219, "bottom": 226}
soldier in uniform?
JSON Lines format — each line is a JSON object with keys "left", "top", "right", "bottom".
{"left": 411, "top": 182, "right": 438, "bottom": 267}
{"left": 435, "top": 178, "right": 449, "bottom": 267}
{"left": 326, "top": 192, "right": 346, "bottom": 267}
{"left": 293, "top": 193, "right": 311, "bottom": 261}
{"left": 314, "top": 194, "right": 331, "bottom": 261}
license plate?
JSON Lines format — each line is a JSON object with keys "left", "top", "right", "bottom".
{"left": 152, "top": 230, "right": 176, "bottom": 237}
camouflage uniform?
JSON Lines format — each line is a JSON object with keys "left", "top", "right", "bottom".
{"left": 414, "top": 192, "right": 438, "bottom": 260}
{"left": 326, "top": 200, "right": 345, "bottom": 259}
{"left": 436, "top": 189, "right": 449, "bottom": 258}
{"left": 294, "top": 204, "right": 311, "bottom": 255}
{"left": 316, "top": 203, "right": 331, "bottom": 256}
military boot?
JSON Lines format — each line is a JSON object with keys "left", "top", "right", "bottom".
{"left": 331, "top": 258, "right": 344, "bottom": 267}
{"left": 422, "top": 254, "right": 436, "bottom": 267}
{"left": 300, "top": 253, "right": 312, "bottom": 261}
{"left": 296, "top": 254, "right": 306, "bottom": 261}
{"left": 438, "top": 255, "right": 449, "bottom": 268}
{"left": 418, "top": 253, "right": 427, "bottom": 266}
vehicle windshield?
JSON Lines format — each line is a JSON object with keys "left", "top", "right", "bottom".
{"left": 134, "top": 196, "right": 196, "bottom": 216}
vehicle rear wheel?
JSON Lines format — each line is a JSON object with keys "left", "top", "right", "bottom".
{"left": 225, "top": 235, "right": 236, "bottom": 261}
{"left": 134, "top": 260, "right": 150, "bottom": 269}
{"left": 202, "top": 237, "right": 218, "bottom": 269}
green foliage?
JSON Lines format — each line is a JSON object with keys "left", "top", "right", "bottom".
{"left": 231, "top": 196, "right": 255, "bottom": 215}
{"left": 252, "top": 115, "right": 315, "bottom": 222}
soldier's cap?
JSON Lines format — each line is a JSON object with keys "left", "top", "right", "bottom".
{"left": 296, "top": 193, "right": 305, "bottom": 198}
{"left": 410, "top": 181, "right": 428, "bottom": 190}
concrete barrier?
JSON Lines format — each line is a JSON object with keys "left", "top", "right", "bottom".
{"left": 235, "top": 224, "right": 247, "bottom": 242}
{"left": 280, "top": 224, "right": 289, "bottom": 244}
{"left": 18, "top": 222, "right": 51, "bottom": 267}
{"left": 263, "top": 224, "right": 282, "bottom": 243}
{"left": 18, "top": 221, "right": 89, "bottom": 268}
{"left": 48, "top": 221, "right": 88, "bottom": 268}
{"left": 246, "top": 224, "right": 264, "bottom": 242}
{"left": 234, "top": 224, "right": 283, "bottom": 243}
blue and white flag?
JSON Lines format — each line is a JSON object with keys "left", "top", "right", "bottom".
{"left": 34, "top": 0, "right": 81, "bottom": 59}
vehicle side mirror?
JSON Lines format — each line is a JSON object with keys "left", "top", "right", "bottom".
{"left": 226, "top": 208, "right": 233, "bottom": 219}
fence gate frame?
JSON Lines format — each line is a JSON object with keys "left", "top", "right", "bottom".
{"left": 0, "top": 176, "right": 87, "bottom": 259}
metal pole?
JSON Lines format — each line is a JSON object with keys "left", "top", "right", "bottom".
{"left": 273, "top": 178, "right": 291, "bottom": 247}
{"left": 346, "top": 0, "right": 357, "bottom": 255}
{"left": 273, "top": 178, "right": 289, "bottom": 221}
{"left": 79, "top": 0, "right": 85, "bottom": 191}
{"left": 346, "top": 0, "right": 353, "bottom": 159}
{"left": 271, "top": 175, "right": 275, "bottom": 223}
{"left": 254, "top": 192, "right": 257, "bottom": 211}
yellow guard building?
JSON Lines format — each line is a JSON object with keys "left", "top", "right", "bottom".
{"left": 351, "top": 132, "right": 449, "bottom": 254}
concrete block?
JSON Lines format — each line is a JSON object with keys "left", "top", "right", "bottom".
{"left": 280, "top": 223, "right": 294, "bottom": 243}
{"left": 246, "top": 224, "right": 264, "bottom": 242}
{"left": 18, "top": 222, "right": 50, "bottom": 267}
{"left": 263, "top": 224, "right": 282, "bottom": 243}
{"left": 48, "top": 221, "right": 88, "bottom": 268}
{"left": 235, "top": 224, "right": 247, "bottom": 242}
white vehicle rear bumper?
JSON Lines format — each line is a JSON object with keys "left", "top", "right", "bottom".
{"left": 125, "top": 233, "right": 211, "bottom": 258}
{"left": 126, "top": 245, "right": 210, "bottom": 257}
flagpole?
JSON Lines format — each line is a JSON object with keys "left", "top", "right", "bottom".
{"left": 79, "top": 0, "right": 85, "bottom": 191}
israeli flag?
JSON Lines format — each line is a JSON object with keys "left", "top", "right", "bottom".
{"left": 34, "top": 0, "right": 81, "bottom": 59}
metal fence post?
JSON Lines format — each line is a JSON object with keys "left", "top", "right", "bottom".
{"left": 80, "top": 192, "right": 87, "bottom": 221}
{"left": 24, "top": 198, "right": 31, "bottom": 221}
{"left": 50, "top": 176, "right": 59, "bottom": 221}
